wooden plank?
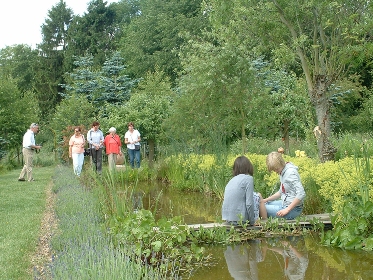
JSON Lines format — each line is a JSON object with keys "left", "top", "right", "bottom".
{"left": 187, "top": 213, "right": 332, "bottom": 231}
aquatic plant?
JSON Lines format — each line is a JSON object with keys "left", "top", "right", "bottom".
{"left": 109, "top": 209, "right": 207, "bottom": 268}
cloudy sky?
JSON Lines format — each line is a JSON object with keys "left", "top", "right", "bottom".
{"left": 0, "top": 0, "right": 117, "bottom": 49}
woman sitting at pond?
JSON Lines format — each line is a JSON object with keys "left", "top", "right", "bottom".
{"left": 222, "top": 156, "right": 267, "bottom": 226}
{"left": 263, "top": 152, "right": 306, "bottom": 220}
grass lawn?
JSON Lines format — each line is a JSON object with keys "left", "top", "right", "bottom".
{"left": 0, "top": 166, "right": 55, "bottom": 280}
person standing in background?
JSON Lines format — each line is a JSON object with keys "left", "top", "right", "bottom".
{"left": 87, "top": 121, "right": 104, "bottom": 174}
{"left": 104, "top": 127, "right": 122, "bottom": 171}
{"left": 18, "top": 123, "right": 41, "bottom": 182}
{"left": 69, "top": 126, "right": 85, "bottom": 177}
{"left": 124, "top": 122, "right": 141, "bottom": 168}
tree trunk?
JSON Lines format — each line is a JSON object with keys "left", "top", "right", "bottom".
{"left": 313, "top": 75, "right": 336, "bottom": 162}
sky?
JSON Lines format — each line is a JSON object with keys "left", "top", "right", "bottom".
{"left": 0, "top": 0, "right": 117, "bottom": 49}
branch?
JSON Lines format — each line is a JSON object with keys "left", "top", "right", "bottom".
{"left": 272, "top": 0, "right": 314, "bottom": 95}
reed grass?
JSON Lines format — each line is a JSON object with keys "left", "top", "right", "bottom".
{"left": 48, "top": 165, "right": 176, "bottom": 279}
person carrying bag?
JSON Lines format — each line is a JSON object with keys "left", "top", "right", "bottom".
{"left": 87, "top": 121, "right": 104, "bottom": 174}
{"left": 124, "top": 121, "right": 141, "bottom": 168}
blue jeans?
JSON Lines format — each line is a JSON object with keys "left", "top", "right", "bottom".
{"left": 127, "top": 148, "right": 141, "bottom": 168}
{"left": 265, "top": 200, "right": 302, "bottom": 220}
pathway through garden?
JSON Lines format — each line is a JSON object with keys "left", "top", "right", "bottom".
{"left": 31, "top": 179, "right": 57, "bottom": 279}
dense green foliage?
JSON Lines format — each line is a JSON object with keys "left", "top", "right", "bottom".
{"left": 321, "top": 147, "right": 373, "bottom": 250}
{"left": 2, "top": 0, "right": 373, "bottom": 163}
{"left": 0, "top": 77, "right": 39, "bottom": 159}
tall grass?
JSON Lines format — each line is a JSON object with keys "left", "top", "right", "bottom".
{"left": 48, "top": 165, "right": 176, "bottom": 279}
{"left": 332, "top": 132, "right": 373, "bottom": 160}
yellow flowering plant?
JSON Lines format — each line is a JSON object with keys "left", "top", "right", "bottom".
{"left": 160, "top": 150, "right": 372, "bottom": 216}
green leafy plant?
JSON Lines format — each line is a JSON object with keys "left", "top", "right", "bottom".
{"left": 109, "top": 209, "right": 206, "bottom": 267}
{"left": 321, "top": 145, "right": 373, "bottom": 250}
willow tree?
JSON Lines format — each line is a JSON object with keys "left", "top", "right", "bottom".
{"left": 171, "top": 31, "right": 260, "bottom": 154}
{"left": 207, "top": 0, "right": 373, "bottom": 162}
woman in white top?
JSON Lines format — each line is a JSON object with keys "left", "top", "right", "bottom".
{"left": 124, "top": 122, "right": 141, "bottom": 168}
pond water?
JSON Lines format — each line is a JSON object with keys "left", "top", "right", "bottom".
{"left": 135, "top": 181, "right": 222, "bottom": 224}
{"left": 135, "top": 182, "right": 373, "bottom": 279}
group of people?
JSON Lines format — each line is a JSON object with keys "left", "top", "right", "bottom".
{"left": 222, "top": 152, "right": 306, "bottom": 224}
{"left": 18, "top": 123, "right": 304, "bottom": 224}
{"left": 68, "top": 121, "right": 142, "bottom": 176}
{"left": 18, "top": 121, "right": 142, "bottom": 181}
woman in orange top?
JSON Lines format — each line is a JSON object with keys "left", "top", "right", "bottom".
{"left": 69, "top": 126, "right": 85, "bottom": 176}
{"left": 104, "top": 127, "right": 122, "bottom": 171}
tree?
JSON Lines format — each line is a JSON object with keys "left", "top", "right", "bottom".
{"left": 49, "top": 94, "right": 96, "bottom": 160}
{"left": 39, "top": 0, "right": 73, "bottom": 52}
{"left": 0, "top": 78, "right": 39, "bottom": 160}
{"left": 63, "top": 54, "right": 99, "bottom": 102}
{"left": 169, "top": 30, "right": 260, "bottom": 154}
{"left": 120, "top": 0, "right": 209, "bottom": 83}
{"left": 98, "top": 51, "right": 139, "bottom": 105}
{"left": 207, "top": 0, "right": 373, "bottom": 162}
{"left": 50, "top": 94, "right": 95, "bottom": 130}
{"left": 63, "top": 53, "right": 139, "bottom": 118}
{"left": 256, "top": 67, "right": 311, "bottom": 153}
{"left": 35, "top": 0, "right": 74, "bottom": 119}
{"left": 0, "top": 45, "right": 38, "bottom": 94}
{"left": 107, "top": 69, "right": 175, "bottom": 164}
{"left": 64, "top": 0, "right": 119, "bottom": 69}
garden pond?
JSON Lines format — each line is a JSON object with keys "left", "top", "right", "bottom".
{"left": 132, "top": 182, "right": 373, "bottom": 279}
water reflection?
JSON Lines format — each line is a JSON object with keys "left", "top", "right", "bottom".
{"left": 224, "top": 240, "right": 264, "bottom": 280}
{"left": 225, "top": 237, "right": 308, "bottom": 280}
{"left": 188, "top": 236, "right": 373, "bottom": 280}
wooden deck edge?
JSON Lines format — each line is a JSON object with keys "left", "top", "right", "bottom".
{"left": 187, "top": 213, "right": 332, "bottom": 230}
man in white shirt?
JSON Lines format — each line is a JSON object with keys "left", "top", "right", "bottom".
{"left": 87, "top": 121, "right": 104, "bottom": 174}
{"left": 18, "top": 123, "right": 42, "bottom": 182}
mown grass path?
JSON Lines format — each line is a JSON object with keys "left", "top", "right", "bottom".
{"left": 0, "top": 166, "right": 55, "bottom": 280}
